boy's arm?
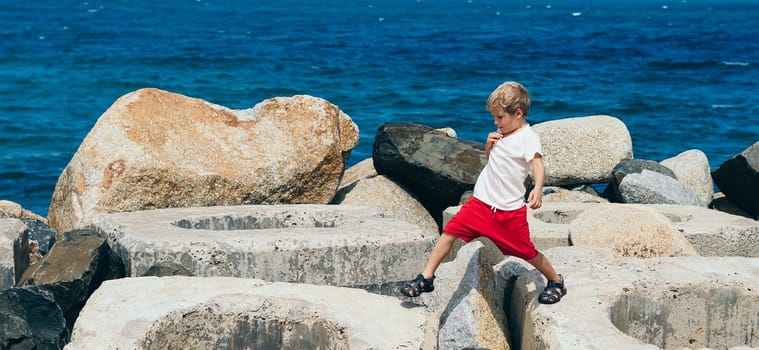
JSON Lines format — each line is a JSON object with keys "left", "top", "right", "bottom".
{"left": 527, "top": 153, "right": 545, "bottom": 209}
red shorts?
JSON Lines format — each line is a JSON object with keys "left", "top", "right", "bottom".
{"left": 443, "top": 196, "right": 539, "bottom": 260}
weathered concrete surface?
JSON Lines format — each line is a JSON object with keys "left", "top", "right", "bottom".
{"left": 91, "top": 205, "right": 436, "bottom": 291}
{"left": 420, "top": 241, "right": 511, "bottom": 350}
{"left": 0, "top": 219, "right": 29, "bottom": 290}
{"left": 498, "top": 247, "right": 759, "bottom": 350}
{"left": 65, "top": 276, "right": 432, "bottom": 350}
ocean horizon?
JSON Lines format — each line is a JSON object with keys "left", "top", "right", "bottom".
{"left": 2, "top": 0, "right": 758, "bottom": 216}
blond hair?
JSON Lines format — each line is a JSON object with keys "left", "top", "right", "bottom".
{"left": 486, "top": 81, "right": 530, "bottom": 116}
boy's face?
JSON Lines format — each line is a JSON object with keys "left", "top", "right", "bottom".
{"left": 491, "top": 107, "right": 525, "bottom": 136}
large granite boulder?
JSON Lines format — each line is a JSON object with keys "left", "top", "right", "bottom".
{"left": 532, "top": 115, "right": 633, "bottom": 186}
{"left": 568, "top": 204, "right": 699, "bottom": 257}
{"left": 0, "top": 286, "right": 68, "bottom": 349}
{"left": 333, "top": 174, "right": 439, "bottom": 235}
{"left": 710, "top": 192, "right": 754, "bottom": 219}
{"left": 660, "top": 149, "right": 714, "bottom": 205}
{"left": 337, "top": 157, "right": 378, "bottom": 190}
{"left": 541, "top": 186, "right": 608, "bottom": 204}
{"left": 619, "top": 170, "right": 706, "bottom": 207}
{"left": 0, "top": 200, "right": 46, "bottom": 222}
{"left": 373, "top": 123, "right": 486, "bottom": 227}
{"left": 48, "top": 89, "right": 359, "bottom": 234}
{"left": 712, "top": 140, "right": 759, "bottom": 219}
{"left": 603, "top": 158, "right": 676, "bottom": 202}
{"left": 18, "top": 229, "right": 125, "bottom": 333}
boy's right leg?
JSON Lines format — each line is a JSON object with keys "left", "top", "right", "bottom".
{"left": 526, "top": 252, "right": 566, "bottom": 304}
{"left": 400, "top": 232, "right": 459, "bottom": 297}
{"left": 422, "top": 232, "right": 458, "bottom": 279}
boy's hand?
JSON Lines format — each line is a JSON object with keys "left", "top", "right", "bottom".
{"left": 527, "top": 188, "right": 543, "bottom": 209}
{"left": 485, "top": 131, "right": 503, "bottom": 158}
{"left": 486, "top": 131, "right": 502, "bottom": 147}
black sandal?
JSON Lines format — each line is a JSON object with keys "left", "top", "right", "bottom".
{"left": 400, "top": 274, "right": 435, "bottom": 297}
{"left": 538, "top": 274, "right": 566, "bottom": 304}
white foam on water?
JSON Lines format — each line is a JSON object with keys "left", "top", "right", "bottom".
{"left": 721, "top": 61, "right": 749, "bottom": 66}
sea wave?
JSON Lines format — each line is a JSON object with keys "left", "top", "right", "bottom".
{"left": 721, "top": 61, "right": 749, "bottom": 66}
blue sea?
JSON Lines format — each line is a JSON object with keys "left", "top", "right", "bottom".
{"left": 1, "top": 0, "right": 758, "bottom": 217}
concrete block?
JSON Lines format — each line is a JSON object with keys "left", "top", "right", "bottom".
{"left": 65, "top": 276, "right": 432, "bottom": 349}
{"left": 529, "top": 202, "right": 759, "bottom": 257}
{"left": 504, "top": 247, "right": 759, "bottom": 350}
{"left": 0, "top": 219, "right": 29, "bottom": 290}
{"left": 91, "top": 205, "right": 436, "bottom": 292}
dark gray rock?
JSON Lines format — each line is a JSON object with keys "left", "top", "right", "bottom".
{"left": 603, "top": 159, "right": 677, "bottom": 202}
{"left": 17, "top": 229, "right": 125, "bottom": 334}
{"left": 372, "top": 123, "right": 486, "bottom": 227}
{"left": 20, "top": 219, "right": 57, "bottom": 256}
{"left": 0, "top": 286, "right": 68, "bottom": 349}
{"left": 709, "top": 193, "right": 754, "bottom": 219}
{"left": 712, "top": 141, "right": 759, "bottom": 219}
{"left": 619, "top": 170, "right": 706, "bottom": 207}
{"left": 141, "top": 261, "right": 194, "bottom": 277}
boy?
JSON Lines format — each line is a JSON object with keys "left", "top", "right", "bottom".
{"left": 400, "top": 81, "right": 566, "bottom": 304}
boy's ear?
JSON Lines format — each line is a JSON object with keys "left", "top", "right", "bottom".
{"left": 515, "top": 107, "right": 525, "bottom": 118}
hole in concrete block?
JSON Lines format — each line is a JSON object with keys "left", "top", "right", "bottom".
{"left": 142, "top": 307, "right": 349, "bottom": 350}
{"left": 532, "top": 209, "right": 582, "bottom": 224}
{"left": 171, "top": 213, "right": 343, "bottom": 230}
{"left": 610, "top": 286, "right": 758, "bottom": 349}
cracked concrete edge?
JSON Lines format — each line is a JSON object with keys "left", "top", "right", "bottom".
{"left": 65, "top": 276, "right": 433, "bottom": 350}
{"left": 499, "top": 246, "right": 759, "bottom": 350}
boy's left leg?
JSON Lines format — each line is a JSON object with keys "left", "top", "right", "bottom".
{"left": 526, "top": 252, "right": 566, "bottom": 304}
{"left": 422, "top": 232, "right": 458, "bottom": 279}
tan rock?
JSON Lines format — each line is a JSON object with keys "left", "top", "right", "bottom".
{"left": 542, "top": 187, "right": 609, "bottom": 204}
{"left": 660, "top": 149, "right": 714, "bottom": 204}
{"left": 48, "top": 88, "right": 358, "bottom": 234}
{"left": 0, "top": 200, "right": 46, "bottom": 222}
{"left": 532, "top": 115, "right": 633, "bottom": 185}
{"left": 337, "top": 157, "right": 377, "bottom": 191}
{"left": 568, "top": 204, "right": 699, "bottom": 257}
{"left": 334, "top": 174, "right": 438, "bottom": 235}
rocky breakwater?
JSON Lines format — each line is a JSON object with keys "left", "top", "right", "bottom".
{"left": 2, "top": 100, "right": 758, "bottom": 349}
{"left": 369, "top": 116, "right": 758, "bottom": 348}
{"left": 1, "top": 89, "right": 444, "bottom": 349}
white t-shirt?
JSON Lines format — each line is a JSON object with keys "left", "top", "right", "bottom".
{"left": 473, "top": 125, "right": 542, "bottom": 210}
